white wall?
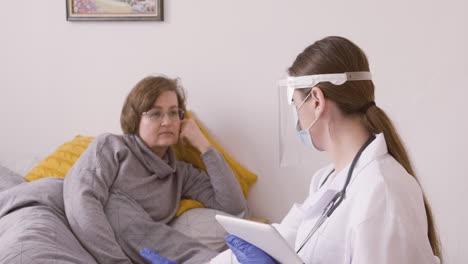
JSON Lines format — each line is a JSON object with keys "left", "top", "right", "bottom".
{"left": 1, "top": 0, "right": 467, "bottom": 263}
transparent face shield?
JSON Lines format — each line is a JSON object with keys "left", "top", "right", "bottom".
{"left": 277, "top": 72, "right": 372, "bottom": 167}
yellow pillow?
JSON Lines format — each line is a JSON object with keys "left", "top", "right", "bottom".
{"left": 24, "top": 112, "right": 257, "bottom": 216}
{"left": 24, "top": 136, "right": 94, "bottom": 182}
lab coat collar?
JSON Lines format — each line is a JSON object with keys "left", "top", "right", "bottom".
{"left": 325, "top": 133, "right": 388, "bottom": 192}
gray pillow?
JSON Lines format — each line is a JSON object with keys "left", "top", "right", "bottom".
{"left": 0, "top": 164, "right": 25, "bottom": 192}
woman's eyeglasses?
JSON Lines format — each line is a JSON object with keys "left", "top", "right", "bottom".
{"left": 142, "top": 108, "right": 185, "bottom": 122}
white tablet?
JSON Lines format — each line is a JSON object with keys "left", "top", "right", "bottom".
{"left": 215, "top": 214, "right": 304, "bottom": 264}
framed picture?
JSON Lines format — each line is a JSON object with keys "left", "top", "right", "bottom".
{"left": 66, "top": 0, "right": 163, "bottom": 21}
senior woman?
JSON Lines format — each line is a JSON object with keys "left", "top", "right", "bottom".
{"left": 63, "top": 76, "right": 246, "bottom": 264}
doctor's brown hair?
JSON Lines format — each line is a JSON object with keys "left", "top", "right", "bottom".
{"left": 120, "top": 76, "right": 186, "bottom": 134}
{"left": 288, "top": 36, "right": 442, "bottom": 260}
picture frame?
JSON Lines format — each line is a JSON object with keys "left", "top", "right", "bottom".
{"left": 66, "top": 0, "right": 163, "bottom": 21}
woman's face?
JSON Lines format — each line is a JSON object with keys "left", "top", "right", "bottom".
{"left": 138, "top": 91, "right": 181, "bottom": 154}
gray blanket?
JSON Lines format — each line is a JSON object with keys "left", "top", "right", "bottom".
{"left": 0, "top": 178, "right": 98, "bottom": 264}
{"left": 0, "top": 177, "right": 221, "bottom": 264}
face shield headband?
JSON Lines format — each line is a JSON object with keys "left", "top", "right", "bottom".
{"left": 278, "top": 71, "right": 372, "bottom": 105}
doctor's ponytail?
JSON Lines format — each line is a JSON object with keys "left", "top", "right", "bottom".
{"left": 288, "top": 36, "right": 442, "bottom": 261}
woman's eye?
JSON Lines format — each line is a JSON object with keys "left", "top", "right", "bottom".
{"left": 168, "top": 110, "right": 178, "bottom": 117}
{"left": 150, "top": 111, "right": 163, "bottom": 118}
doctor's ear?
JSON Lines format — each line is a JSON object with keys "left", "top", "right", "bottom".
{"left": 311, "top": 87, "right": 326, "bottom": 113}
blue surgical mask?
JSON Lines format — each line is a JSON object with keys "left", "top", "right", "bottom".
{"left": 297, "top": 119, "right": 318, "bottom": 147}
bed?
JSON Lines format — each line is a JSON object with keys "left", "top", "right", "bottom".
{"left": 0, "top": 153, "right": 248, "bottom": 263}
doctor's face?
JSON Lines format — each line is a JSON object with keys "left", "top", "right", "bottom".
{"left": 138, "top": 91, "right": 181, "bottom": 154}
{"left": 292, "top": 89, "right": 327, "bottom": 151}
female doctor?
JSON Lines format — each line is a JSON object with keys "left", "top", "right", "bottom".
{"left": 140, "top": 36, "right": 443, "bottom": 264}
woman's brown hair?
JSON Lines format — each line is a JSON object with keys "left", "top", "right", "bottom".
{"left": 120, "top": 76, "right": 186, "bottom": 134}
{"left": 288, "top": 36, "right": 442, "bottom": 260}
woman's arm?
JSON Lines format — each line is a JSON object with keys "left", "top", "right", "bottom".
{"left": 179, "top": 119, "right": 247, "bottom": 215}
{"left": 63, "top": 134, "right": 132, "bottom": 264}
{"left": 180, "top": 147, "right": 246, "bottom": 215}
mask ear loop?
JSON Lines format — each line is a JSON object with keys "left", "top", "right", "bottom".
{"left": 304, "top": 116, "right": 319, "bottom": 131}
{"left": 296, "top": 92, "right": 311, "bottom": 110}
{"left": 298, "top": 91, "right": 320, "bottom": 131}
{"left": 295, "top": 92, "right": 315, "bottom": 131}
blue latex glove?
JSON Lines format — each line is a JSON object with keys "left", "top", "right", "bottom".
{"left": 225, "top": 234, "right": 279, "bottom": 264}
{"left": 140, "top": 248, "right": 177, "bottom": 264}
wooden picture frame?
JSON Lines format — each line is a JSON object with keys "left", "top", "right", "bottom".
{"left": 66, "top": 0, "right": 163, "bottom": 21}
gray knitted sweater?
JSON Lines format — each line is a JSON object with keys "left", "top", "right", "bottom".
{"left": 63, "top": 133, "right": 246, "bottom": 264}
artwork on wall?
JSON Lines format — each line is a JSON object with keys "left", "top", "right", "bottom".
{"left": 66, "top": 0, "right": 163, "bottom": 21}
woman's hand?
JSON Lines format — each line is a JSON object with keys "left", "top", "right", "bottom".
{"left": 225, "top": 235, "right": 279, "bottom": 264}
{"left": 179, "top": 119, "right": 212, "bottom": 154}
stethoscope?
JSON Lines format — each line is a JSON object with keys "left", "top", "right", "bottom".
{"left": 296, "top": 134, "right": 376, "bottom": 254}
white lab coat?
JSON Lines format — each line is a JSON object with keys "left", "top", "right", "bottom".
{"left": 211, "top": 133, "right": 439, "bottom": 264}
